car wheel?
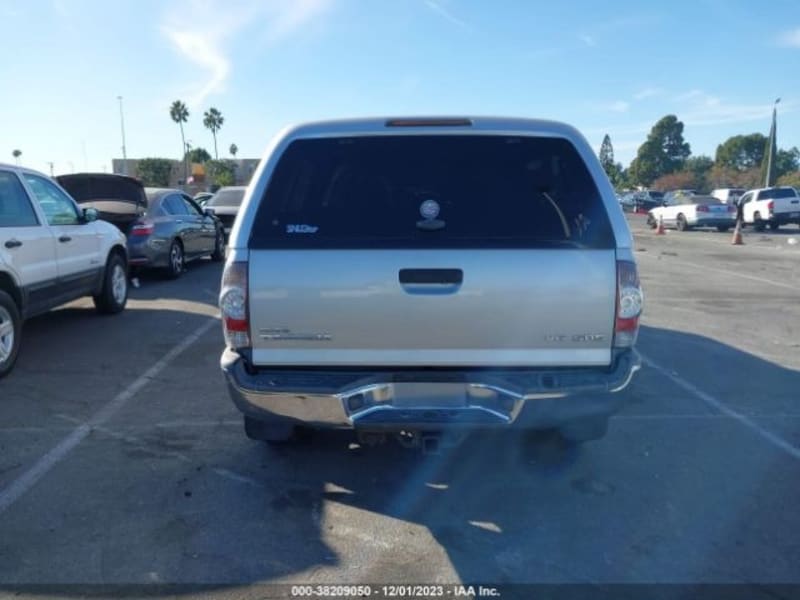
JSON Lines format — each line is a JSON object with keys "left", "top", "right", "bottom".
{"left": 244, "top": 416, "right": 296, "bottom": 443}
{"left": 166, "top": 240, "right": 184, "bottom": 279}
{"left": 753, "top": 213, "right": 765, "bottom": 232}
{"left": 676, "top": 214, "right": 688, "bottom": 231}
{"left": 93, "top": 253, "right": 128, "bottom": 315}
{"left": 716, "top": 225, "right": 730, "bottom": 232}
{"left": 559, "top": 416, "right": 609, "bottom": 444}
{"left": 210, "top": 228, "right": 225, "bottom": 262}
{"left": 646, "top": 214, "right": 657, "bottom": 229}
{"left": 769, "top": 222, "right": 780, "bottom": 231}
{"left": 0, "top": 290, "right": 22, "bottom": 379}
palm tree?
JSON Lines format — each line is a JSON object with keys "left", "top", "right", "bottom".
{"left": 203, "top": 108, "right": 224, "bottom": 159}
{"left": 12, "top": 149, "right": 21, "bottom": 166}
{"left": 229, "top": 143, "right": 238, "bottom": 158}
{"left": 169, "top": 100, "right": 189, "bottom": 184}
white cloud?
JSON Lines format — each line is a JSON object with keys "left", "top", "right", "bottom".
{"left": 578, "top": 34, "right": 597, "bottom": 47}
{"left": 424, "top": 0, "right": 469, "bottom": 29}
{"left": 673, "top": 89, "right": 795, "bottom": 127}
{"left": 778, "top": 27, "right": 800, "bottom": 48}
{"left": 592, "top": 100, "right": 630, "bottom": 113}
{"left": 633, "top": 87, "right": 663, "bottom": 101}
{"left": 161, "top": 0, "right": 334, "bottom": 108}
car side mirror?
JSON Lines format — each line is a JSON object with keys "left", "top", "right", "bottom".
{"left": 83, "top": 207, "right": 98, "bottom": 223}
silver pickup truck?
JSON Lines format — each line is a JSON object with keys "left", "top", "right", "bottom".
{"left": 220, "top": 117, "right": 642, "bottom": 448}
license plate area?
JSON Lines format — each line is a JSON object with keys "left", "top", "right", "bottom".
{"left": 391, "top": 383, "right": 468, "bottom": 408}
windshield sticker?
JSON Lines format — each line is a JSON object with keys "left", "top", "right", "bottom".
{"left": 286, "top": 224, "right": 319, "bottom": 234}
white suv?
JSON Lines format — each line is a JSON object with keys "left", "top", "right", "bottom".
{"left": 0, "top": 164, "right": 129, "bottom": 378}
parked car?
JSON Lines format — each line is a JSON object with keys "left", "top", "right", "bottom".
{"left": 710, "top": 188, "right": 746, "bottom": 205}
{"left": 204, "top": 186, "right": 246, "bottom": 239}
{"left": 622, "top": 190, "right": 664, "bottom": 212}
{"left": 739, "top": 187, "right": 800, "bottom": 231}
{"left": 648, "top": 194, "right": 736, "bottom": 231}
{"left": 128, "top": 188, "right": 226, "bottom": 277}
{"left": 56, "top": 173, "right": 147, "bottom": 233}
{"left": 193, "top": 192, "right": 214, "bottom": 207}
{"left": 219, "top": 117, "right": 643, "bottom": 447}
{"left": 0, "top": 164, "right": 128, "bottom": 378}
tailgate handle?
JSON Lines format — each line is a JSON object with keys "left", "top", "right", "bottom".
{"left": 399, "top": 268, "right": 463, "bottom": 285}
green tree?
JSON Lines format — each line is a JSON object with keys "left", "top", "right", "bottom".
{"left": 651, "top": 171, "right": 696, "bottom": 192}
{"left": 203, "top": 107, "right": 224, "bottom": 159}
{"left": 136, "top": 158, "right": 173, "bottom": 187}
{"left": 629, "top": 115, "right": 691, "bottom": 186}
{"left": 11, "top": 149, "right": 21, "bottom": 165}
{"left": 229, "top": 143, "right": 238, "bottom": 158}
{"left": 715, "top": 134, "right": 766, "bottom": 171}
{"left": 206, "top": 159, "right": 236, "bottom": 187}
{"left": 169, "top": 100, "right": 190, "bottom": 183}
{"left": 185, "top": 147, "right": 212, "bottom": 163}
{"left": 683, "top": 155, "right": 714, "bottom": 190}
{"left": 774, "top": 147, "right": 800, "bottom": 180}
{"left": 597, "top": 134, "right": 625, "bottom": 188}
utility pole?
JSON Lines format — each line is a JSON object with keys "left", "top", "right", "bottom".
{"left": 117, "top": 96, "right": 128, "bottom": 175}
{"left": 47, "top": 162, "right": 54, "bottom": 176}
{"left": 764, "top": 97, "right": 780, "bottom": 187}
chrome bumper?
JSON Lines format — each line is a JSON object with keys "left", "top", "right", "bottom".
{"left": 221, "top": 349, "right": 641, "bottom": 431}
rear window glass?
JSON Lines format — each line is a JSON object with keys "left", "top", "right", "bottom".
{"left": 249, "top": 135, "right": 615, "bottom": 249}
{"left": 208, "top": 188, "right": 245, "bottom": 207}
{"left": 757, "top": 188, "right": 797, "bottom": 200}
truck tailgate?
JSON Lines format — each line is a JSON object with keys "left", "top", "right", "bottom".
{"left": 248, "top": 249, "right": 616, "bottom": 367}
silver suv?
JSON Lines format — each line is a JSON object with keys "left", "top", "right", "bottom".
{"left": 220, "top": 117, "right": 642, "bottom": 447}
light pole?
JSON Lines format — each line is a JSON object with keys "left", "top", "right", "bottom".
{"left": 117, "top": 96, "right": 128, "bottom": 175}
{"left": 765, "top": 97, "right": 780, "bottom": 187}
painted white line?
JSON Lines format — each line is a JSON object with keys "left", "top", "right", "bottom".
{"left": 0, "top": 318, "right": 219, "bottom": 516}
{"left": 614, "top": 414, "right": 800, "bottom": 420}
{"left": 641, "top": 353, "right": 800, "bottom": 461}
{"left": 637, "top": 252, "right": 800, "bottom": 292}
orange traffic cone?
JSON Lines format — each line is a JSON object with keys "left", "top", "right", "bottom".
{"left": 731, "top": 219, "right": 744, "bottom": 245}
{"left": 656, "top": 214, "right": 666, "bottom": 235}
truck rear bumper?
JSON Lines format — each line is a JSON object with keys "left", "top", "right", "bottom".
{"left": 221, "top": 349, "right": 641, "bottom": 431}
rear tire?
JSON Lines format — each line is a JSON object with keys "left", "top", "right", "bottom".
{"left": 166, "top": 240, "right": 184, "bottom": 279}
{"left": 0, "top": 290, "right": 22, "bottom": 379}
{"left": 210, "top": 228, "right": 225, "bottom": 262}
{"left": 93, "top": 253, "right": 128, "bottom": 315}
{"left": 676, "top": 214, "right": 688, "bottom": 231}
{"left": 753, "top": 213, "right": 765, "bottom": 232}
{"left": 244, "top": 416, "right": 295, "bottom": 443}
{"left": 559, "top": 417, "right": 609, "bottom": 444}
{"left": 769, "top": 221, "right": 780, "bottom": 231}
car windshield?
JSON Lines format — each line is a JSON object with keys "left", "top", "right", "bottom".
{"left": 207, "top": 188, "right": 245, "bottom": 207}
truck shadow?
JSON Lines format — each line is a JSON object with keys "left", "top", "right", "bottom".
{"left": 2, "top": 325, "right": 800, "bottom": 594}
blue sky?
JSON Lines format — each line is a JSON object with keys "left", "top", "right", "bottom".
{"left": 1, "top": 0, "right": 799, "bottom": 176}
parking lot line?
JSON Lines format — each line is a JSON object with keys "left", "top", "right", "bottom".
{"left": 641, "top": 353, "right": 800, "bottom": 461}
{"left": 0, "top": 317, "right": 219, "bottom": 516}
{"left": 639, "top": 254, "right": 800, "bottom": 292}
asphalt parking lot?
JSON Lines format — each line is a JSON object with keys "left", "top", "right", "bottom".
{"left": 1, "top": 216, "right": 800, "bottom": 597}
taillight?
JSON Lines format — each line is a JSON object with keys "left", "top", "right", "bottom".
{"left": 220, "top": 260, "right": 250, "bottom": 349}
{"left": 696, "top": 205, "right": 709, "bottom": 212}
{"left": 767, "top": 201, "right": 774, "bottom": 213}
{"left": 615, "top": 261, "right": 643, "bottom": 348}
{"left": 130, "top": 221, "right": 154, "bottom": 236}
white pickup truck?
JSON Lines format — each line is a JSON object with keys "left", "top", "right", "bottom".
{"left": 647, "top": 195, "right": 736, "bottom": 232}
{"left": 739, "top": 187, "right": 800, "bottom": 231}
